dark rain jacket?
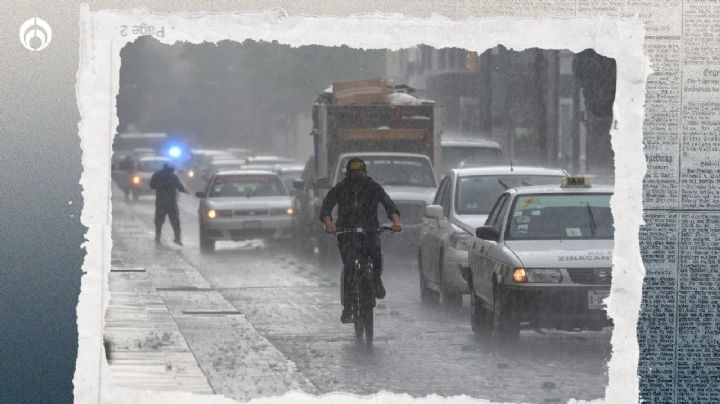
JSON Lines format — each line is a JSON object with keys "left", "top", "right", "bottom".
{"left": 149, "top": 167, "right": 187, "bottom": 207}
{"left": 319, "top": 174, "right": 400, "bottom": 230}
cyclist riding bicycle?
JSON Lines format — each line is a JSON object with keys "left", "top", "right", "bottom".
{"left": 319, "top": 157, "right": 402, "bottom": 323}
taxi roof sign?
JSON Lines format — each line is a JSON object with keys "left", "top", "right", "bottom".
{"left": 561, "top": 176, "right": 592, "bottom": 188}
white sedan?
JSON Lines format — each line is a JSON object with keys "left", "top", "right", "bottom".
{"left": 196, "top": 170, "right": 294, "bottom": 252}
{"left": 418, "top": 166, "right": 567, "bottom": 306}
{"left": 467, "top": 177, "right": 614, "bottom": 339}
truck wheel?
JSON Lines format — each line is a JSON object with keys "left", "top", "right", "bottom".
{"left": 492, "top": 281, "right": 520, "bottom": 340}
{"left": 418, "top": 251, "right": 438, "bottom": 304}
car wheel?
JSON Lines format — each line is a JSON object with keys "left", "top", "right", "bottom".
{"left": 492, "top": 281, "right": 520, "bottom": 340}
{"left": 199, "top": 223, "right": 215, "bottom": 253}
{"left": 469, "top": 275, "right": 491, "bottom": 338}
{"left": 438, "top": 251, "right": 462, "bottom": 307}
{"left": 418, "top": 251, "right": 438, "bottom": 304}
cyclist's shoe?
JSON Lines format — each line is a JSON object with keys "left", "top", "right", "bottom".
{"left": 341, "top": 307, "right": 354, "bottom": 323}
{"left": 375, "top": 276, "right": 386, "bottom": 299}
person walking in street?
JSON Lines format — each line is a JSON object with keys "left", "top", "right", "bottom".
{"left": 149, "top": 163, "right": 188, "bottom": 246}
{"left": 319, "top": 157, "right": 401, "bottom": 323}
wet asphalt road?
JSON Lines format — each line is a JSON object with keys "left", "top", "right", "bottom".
{"left": 112, "top": 188, "right": 612, "bottom": 403}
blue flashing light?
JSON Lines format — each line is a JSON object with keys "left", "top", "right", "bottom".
{"left": 168, "top": 146, "right": 183, "bottom": 158}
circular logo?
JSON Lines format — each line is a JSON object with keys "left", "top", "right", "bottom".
{"left": 19, "top": 17, "right": 52, "bottom": 51}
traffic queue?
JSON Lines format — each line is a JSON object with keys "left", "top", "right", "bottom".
{"left": 111, "top": 80, "right": 614, "bottom": 341}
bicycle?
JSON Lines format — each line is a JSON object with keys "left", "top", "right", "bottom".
{"left": 334, "top": 226, "right": 394, "bottom": 345}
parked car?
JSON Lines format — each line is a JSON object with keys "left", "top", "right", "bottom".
{"left": 418, "top": 166, "right": 568, "bottom": 306}
{"left": 195, "top": 170, "right": 294, "bottom": 252}
{"left": 466, "top": 176, "right": 614, "bottom": 340}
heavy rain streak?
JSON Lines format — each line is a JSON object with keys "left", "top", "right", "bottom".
{"left": 108, "top": 37, "right": 616, "bottom": 402}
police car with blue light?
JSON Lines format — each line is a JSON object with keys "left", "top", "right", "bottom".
{"left": 465, "top": 176, "right": 613, "bottom": 340}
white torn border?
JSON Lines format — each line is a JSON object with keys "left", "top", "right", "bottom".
{"left": 74, "top": 5, "right": 650, "bottom": 404}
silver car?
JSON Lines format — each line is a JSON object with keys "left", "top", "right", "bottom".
{"left": 196, "top": 170, "right": 294, "bottom": 252}
{"left": 467, "top": 177, "right": 614, "bottom": 339}
{"left": 418, "top": 166, "right": 568, "bottom": 306}
{"left": 128, "top": 156, "right": 171, "bottom": 201}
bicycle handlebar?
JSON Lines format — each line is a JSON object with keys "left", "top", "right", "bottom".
{"left": 334, "top": 226, "right": 394, "bottom": 235}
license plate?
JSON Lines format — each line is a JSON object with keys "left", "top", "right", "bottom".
{"left": 243, "top": 220, "right": 262, "bottom": 229}
{"left": 588, "top": 290, "right": 609, "bottom": 310}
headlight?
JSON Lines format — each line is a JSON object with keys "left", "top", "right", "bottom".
{"left": 188, "top": 170, "right": 194, "bottom": 178}
{"left": 207, "top": 209, "right": 217, "bottom": 219}
{"left": 512, "top": 267, "right": 528, "bottom": 283}
{"left": 448, "top": 231, "right": 473, "bottom": 251}
{"left": 286, "top": 207, "right": 294, "bottom": 215}
{"left": 132, "top": 176, "right": 141, "bottom": 185}
{"left": 526, "top": 268, "right": 563, "bottom": 283}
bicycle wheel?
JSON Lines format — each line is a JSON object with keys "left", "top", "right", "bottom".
{"left": 363, "top": 308, "right": 373, "bottom": 345}
{"left": 354, "top": 308, "right": 363, "bottom": 342}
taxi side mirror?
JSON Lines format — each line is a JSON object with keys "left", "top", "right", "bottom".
{"left": 195, "top": 191, "right": 207, "bottom": 198}
{"left": 475, "top": 226, "right": 499, "bottom": 242}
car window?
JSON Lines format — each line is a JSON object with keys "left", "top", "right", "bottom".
{"left": 440, "top": 178, "right": 452, "bottom": 217}
{"left": 492, "top": 196, "right": 511, "bottom": 234}
{"left": 506, "top": 193, "right": 613, "bottom": 240}
{"left": 455, "top": 175, "right": 565, "bottom": 215}
{"left": 209, "top": 175, "right": 287, "bottom": 198}
{"left": 433, "top": 176, "right": 449, "bottom": 205}
{"left": 484, "top": 193, "right": 508, "bottom": 228}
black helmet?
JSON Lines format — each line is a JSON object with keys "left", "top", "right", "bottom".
{"left": 345, "top": 157, "right": 366, "bottom": 176}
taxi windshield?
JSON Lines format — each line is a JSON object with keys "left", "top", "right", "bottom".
{"left": 506, "top": 193, "right": 613, "bottom": 240}
{"left": 209, "top": 175, "right": 287, "bottom": 198}
{"left": 455, "top": 175, "right": 565, "bottom": 215}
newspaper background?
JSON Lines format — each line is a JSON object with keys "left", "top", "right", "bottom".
{"left": 66, "top": 1, "right": 712, "bottom": 404}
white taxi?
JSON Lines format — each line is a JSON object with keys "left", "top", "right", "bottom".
{"left": 418, "top": 166, "right": 567, "bottom": 306}
{"left": 466, "top": 177, "right": 613, "bottom": 339}
{"left": 196, "top": 170, "right": 294, "bottom": 252}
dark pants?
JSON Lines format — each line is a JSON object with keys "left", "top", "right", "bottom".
{"left": 154, "top": 203, "right": 181, "bottom": 241}
{"left": 337, "top": 232, "right": 382, "bottom": 307}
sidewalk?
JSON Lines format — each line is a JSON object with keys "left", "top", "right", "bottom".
{"left": 105, "top": 253, "right": 214, "bottom": 394}
{"left": 105, "top": 201, "right": 316, "bottom": 400}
